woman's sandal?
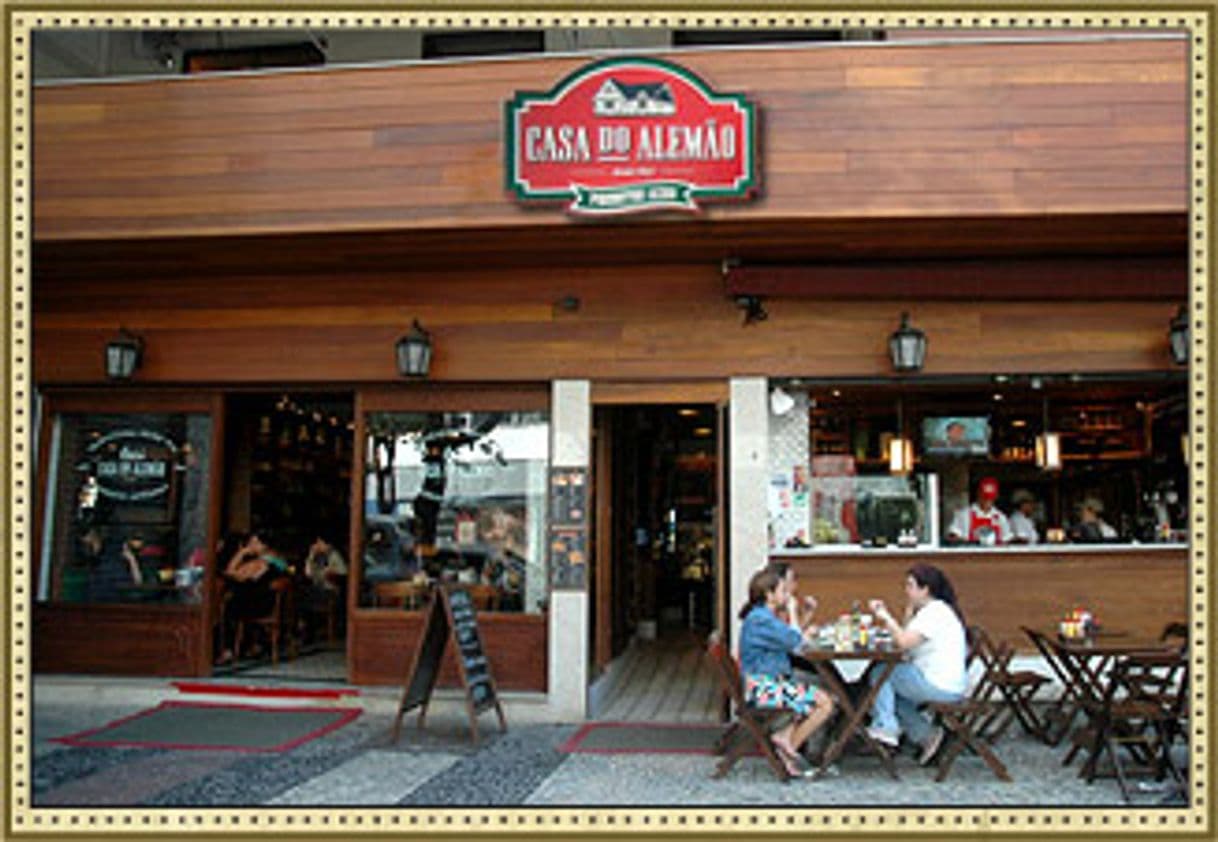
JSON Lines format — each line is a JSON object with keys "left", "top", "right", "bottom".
{"left": 772, "top": 739, "right": 815, "bottom": 778}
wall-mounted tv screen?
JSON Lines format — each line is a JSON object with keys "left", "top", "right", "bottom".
{"left": 922, "top": 416, "right": 991, "bottom": 456}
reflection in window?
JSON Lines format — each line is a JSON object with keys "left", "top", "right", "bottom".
{"left": 768, "top": 390, "right": 934, "bottom": 550}
{"left": 41, "top": 413, "right": 212, "bottom": 605}
{"left": 361, "top": 411, "right": 549, "bottom": 613}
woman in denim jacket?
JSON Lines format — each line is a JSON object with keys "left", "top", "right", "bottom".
{"left": 738, "top": 568, "right": 835, "bottom": 776}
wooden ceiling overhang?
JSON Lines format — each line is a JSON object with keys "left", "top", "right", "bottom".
{"left": 34, "top": 36, "right": 1188, "bottom": 286}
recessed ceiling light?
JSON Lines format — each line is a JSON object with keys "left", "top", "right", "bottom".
{"left": 993, "top": 393, "right": 1003, "bottom": 401}
{"left": 693, "top": 427, "right": 712, "bottom": 437}
{"left": 831, "top": 389, "right": 842, "bottom": 398}
{"left": 1011, "top": 419, "right": 1027, "bottom": 428}
{"left": 678, "top": 408, "right": 698, "bottom": 417}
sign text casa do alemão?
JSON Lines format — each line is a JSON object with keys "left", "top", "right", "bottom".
{"left": 505, "top": 57, "right": 759, "bottom": 215}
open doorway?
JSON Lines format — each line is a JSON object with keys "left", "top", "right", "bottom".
{"left": 215, "top": 392, "right": 354, "bottom": 681}
{"left": 590, "top": 404, "right": 723, "bottom": 721}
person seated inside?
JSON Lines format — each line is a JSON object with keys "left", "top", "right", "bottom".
{"left": 216, "top": 530, "right": 290, "bottom": 664}
{"left": 1008, "top": 488, "right": 1041, "bottom": 545}
{"left": 866, "top": 563, "right": 968, "bottom": 766}
{"left": 300, "top": 533, "right": 348, "bottom": 642}
{"left": 1070, "top": 497, "right": 1118, "bottom": 542}
{"left": 738, "top": 568, "right": 835, "bottom": 778}
{"left": 947, "top": 476, "right": 1012, "bottom": 545}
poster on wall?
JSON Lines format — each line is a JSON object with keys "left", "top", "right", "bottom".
{"left": 768, "top": 468, "right": 811, "bottom": 550}
{"left": 548, "top": 468, "right": 588, "bottom": 589}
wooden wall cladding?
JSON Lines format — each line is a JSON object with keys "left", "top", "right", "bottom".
{"left": 348, "top": 610, "right": 547, "bottom": 690}
{"left": 774, "top": 549, "right": 1187, "bottom": 651}
{"left": 32, "top": 605, "right": 207, "bottom": 677}
{"left": 33, "top": 263, "right": 1184, "bottom": 384}
{"left": 34, "top": 38, "right": 1186, "bottom": 241}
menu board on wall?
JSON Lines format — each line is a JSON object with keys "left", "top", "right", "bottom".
{"left": 549, "top": 467, "right": 588, "bottom": 590}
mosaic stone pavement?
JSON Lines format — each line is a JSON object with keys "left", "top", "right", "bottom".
{"left": 29, "top": 697, "right": 1187, "bottom": 808}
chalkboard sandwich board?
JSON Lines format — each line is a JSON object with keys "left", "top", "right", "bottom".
{"left": 392, "top": 584, "right": 507, "bottom": 745}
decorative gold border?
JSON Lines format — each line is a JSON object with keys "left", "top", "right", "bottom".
{"left": 3, "top": 3, "right": 1212, "bottom": 838}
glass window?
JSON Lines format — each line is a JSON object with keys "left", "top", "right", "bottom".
{"left": 766, "top": 375, "right": 1187, "bottom": 551}
{"left": 360, "top": 411, "right": 549, "bottom": 613}
{"left": 42, "top": 412, "right": 212, "bottom": 604}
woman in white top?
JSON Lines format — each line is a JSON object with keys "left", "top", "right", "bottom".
{"left": 865, "top": 563, "right": 968, "bottom": 765}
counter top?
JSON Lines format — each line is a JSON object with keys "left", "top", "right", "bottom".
{"left": 771, "top": 542, "right": 1188, "bottom": 558}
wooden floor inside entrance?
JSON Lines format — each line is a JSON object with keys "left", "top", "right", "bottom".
{"left": 591, "top": 629, "right": 720, "bottom": 722}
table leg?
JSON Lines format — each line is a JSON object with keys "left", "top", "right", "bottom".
{"left": 812, "top": 658, "right": 900, "bottom": 781}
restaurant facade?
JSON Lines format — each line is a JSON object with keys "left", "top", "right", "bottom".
{"left": 32, "top": 31, "right": 1190, "bottom": 720}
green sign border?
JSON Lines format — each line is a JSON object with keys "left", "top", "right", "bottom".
{"left": 504, "top": 56, "right": 759, "bottom": 209}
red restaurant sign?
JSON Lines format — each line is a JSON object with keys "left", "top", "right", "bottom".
{"left": 505, "top": 57, "right": 758, "bottom": 215}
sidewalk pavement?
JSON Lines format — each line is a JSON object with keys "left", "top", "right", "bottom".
{"left": 28, "top": 675, "right": 1177, "bottom": 808}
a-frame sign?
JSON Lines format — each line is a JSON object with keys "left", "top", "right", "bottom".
{"left": 391, "top": 584, "right": 507, "bottom": 745}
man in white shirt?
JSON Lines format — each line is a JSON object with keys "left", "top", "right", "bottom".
{"left": 1008, "top": 488, "right": 1040, "bottom": 545}
{"left": 947, "top": 476, "right": 1012, "bottom": 545}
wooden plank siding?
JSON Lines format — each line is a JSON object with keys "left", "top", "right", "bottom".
{"left": 773, "top": 549, "right": 1188, "bottom": 652}
{"left": 347, "top": 611, "right": 546, "bottom": 689}
{"left": 33, "top": 264, "right": 1183, "bottom": 385}
{"left": 34, "top": 37, "right": 1187, "bottom": 242}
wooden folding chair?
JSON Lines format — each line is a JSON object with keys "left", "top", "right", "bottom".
{"left": 925, "top": 626, "right": 1012, "bottom": 782}
{"left": 705, "top": 631, "right": 791, "bottom": 782}
{"left": 971, "top": 626, "right": 1051, "bottom": 742}
{"left": 1080, "top": 649, "right": 1187, "bottom": 802}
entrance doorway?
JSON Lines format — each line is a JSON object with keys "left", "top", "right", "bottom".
{"left": 590, "top": 404, "right": 724, "bottom": 721}
{"left": 215, "top": 392, "right": 354, "bottom": 681}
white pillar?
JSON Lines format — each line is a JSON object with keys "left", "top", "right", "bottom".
{"left": 547, "top": 379, "right": 590, "bottom": 721}
{"left": 729, "top": 377, "right": 768, "bottom": 649}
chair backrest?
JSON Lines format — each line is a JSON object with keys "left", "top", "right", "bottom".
{"left": 1112, "top": 648, "right": 1188, "bottom": 716}
{"left": 706, "top": 631, "right": 747, "bottom": 711}
{"left": 467, "top": 584, "right": 499, "bottom": 611}
{"left": 963, "top": 625, "right": 1006, "bottom": 703}
{"left": 964, "top": 625, "right": 986, "bottom": 669}
{"left": 373, "top": 580, "right": 417, "bottom": 607}
{"left": 263, "top": 575, "right": 293, "bottom": 619}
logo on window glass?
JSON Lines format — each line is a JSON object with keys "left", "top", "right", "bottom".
{"left": 79, "top": 429, "right": 181, "bottom": 502}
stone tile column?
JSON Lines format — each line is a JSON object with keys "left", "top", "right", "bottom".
{"left": 547, "top": 379, "right": 589, "bottom": 721}
{"left": 729, "top": 376, "right": 768, "bottom": 649}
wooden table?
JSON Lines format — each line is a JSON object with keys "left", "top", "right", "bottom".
{"left": 792, "top": 645, "right": 904, "bottom": 780}
{"left": 1022, "top": 627, "right": 1172, "bottom": 773}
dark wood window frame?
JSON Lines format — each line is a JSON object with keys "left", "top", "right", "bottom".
{"left": 33, "top": 389, "right": 224, "bottom": 677}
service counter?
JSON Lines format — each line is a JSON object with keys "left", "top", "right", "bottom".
{"left": 771, "top": 545, "right": 1188, "bottom": 651}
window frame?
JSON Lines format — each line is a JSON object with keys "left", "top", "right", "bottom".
{"left": 351, "top": 385, "right": 551, "bottom": 617}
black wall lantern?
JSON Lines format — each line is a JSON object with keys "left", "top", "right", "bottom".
{"left": 1169, "top": 304, "right": 1188, "bottom": 366}
{"left": 888, "top": 311, "right": 927, "bottom": 373}
{"left": 105, "top": 328, "right": 144, "bottom": 379}
{"left": 395, "top": 319, "right": 433, "bottom": 378}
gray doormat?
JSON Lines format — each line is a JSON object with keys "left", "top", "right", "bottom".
{"left": 53, "top": 700, "right": 361, "bottom": 753}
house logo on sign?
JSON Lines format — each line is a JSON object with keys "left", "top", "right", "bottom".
{"left": 592, "top": 80, "right": 677, "bottom": 116}
{"left": 505, "top": 57, "right": 758, "bottom": 215}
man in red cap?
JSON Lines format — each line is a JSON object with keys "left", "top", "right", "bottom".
{"left": 947, "top": 477, "right": 1012, "bottom": 545}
